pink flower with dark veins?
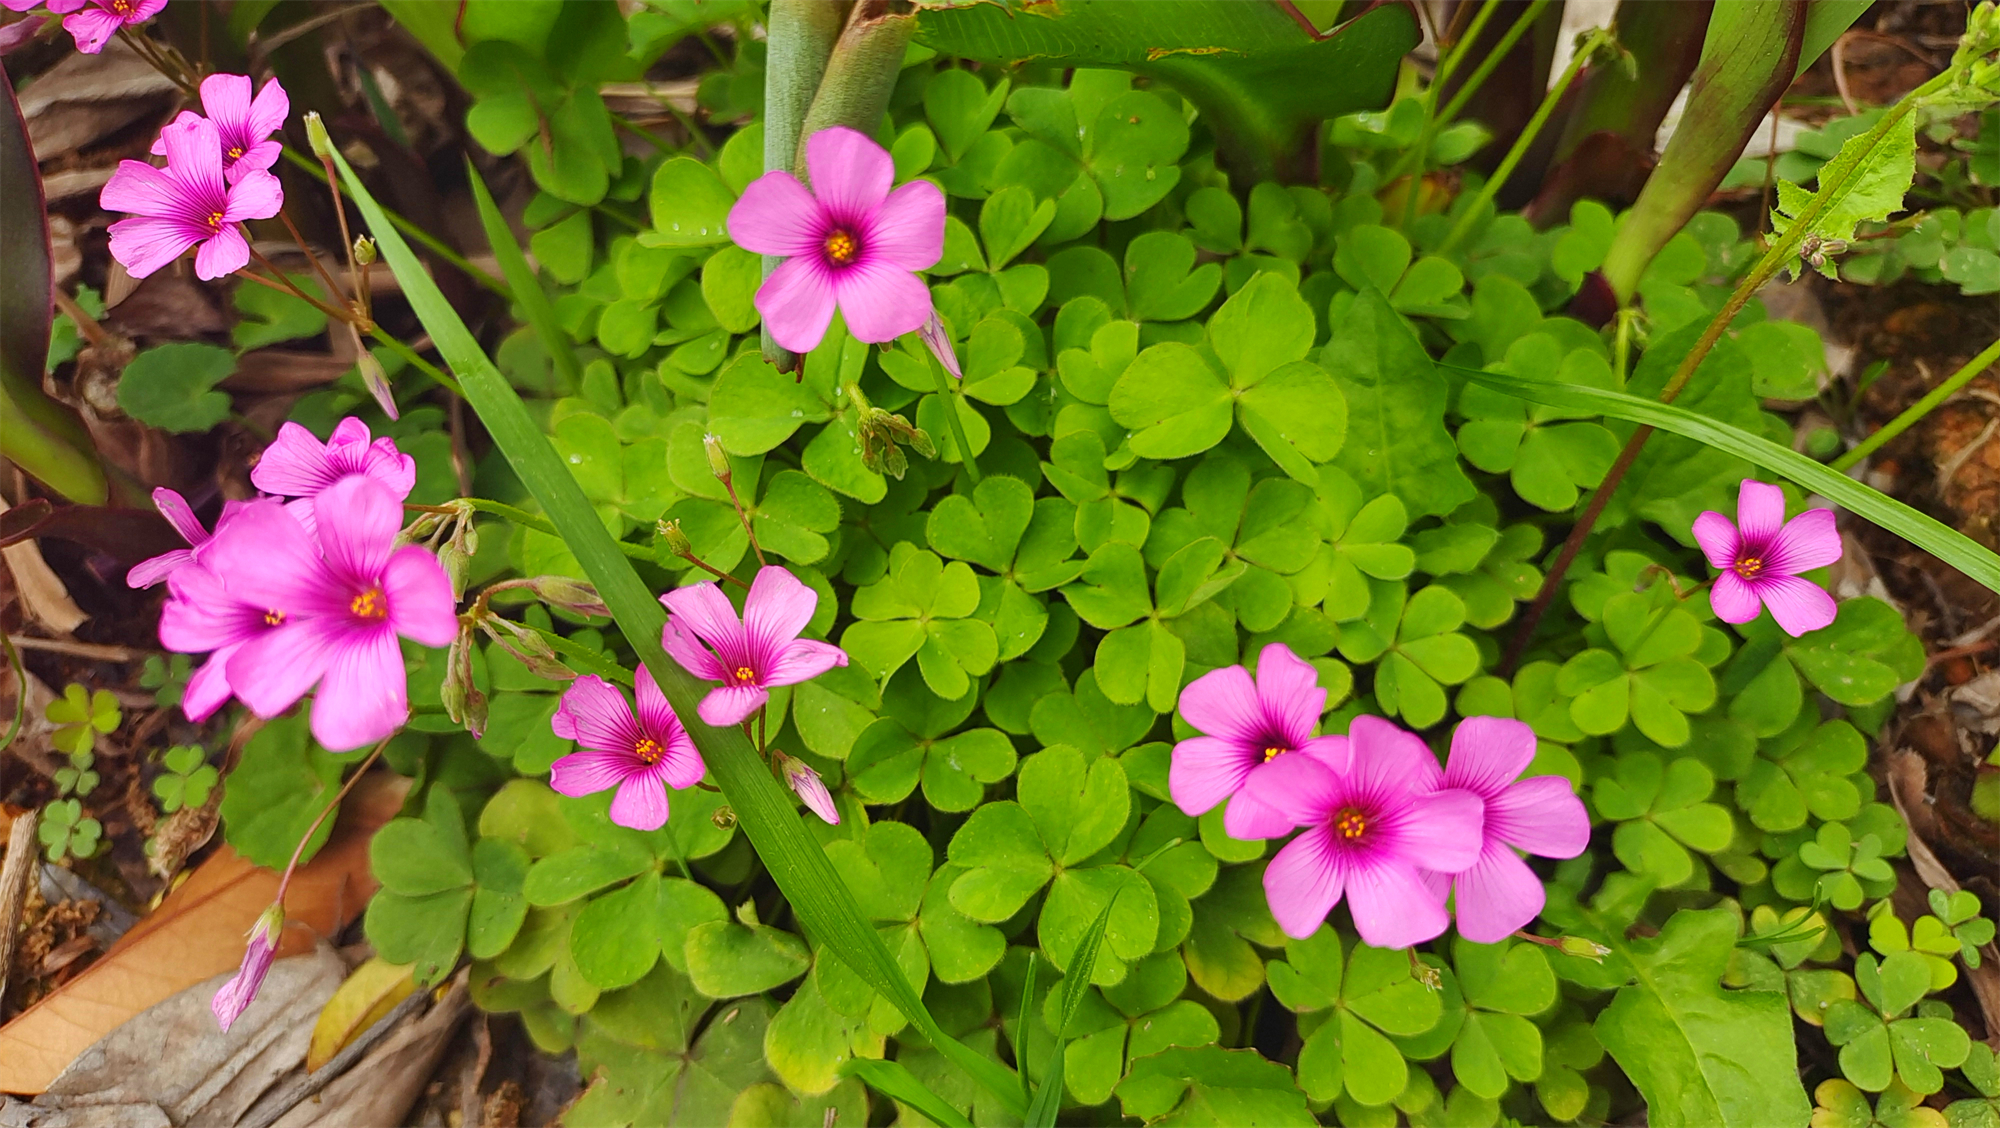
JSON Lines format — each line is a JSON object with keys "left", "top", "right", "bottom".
{"left": 549, "top": 667, "right": 704, "bottom": 831}
{"left": 157, "top": 501, "right": 302, "bottom": 722}
{"left": 101, "top": 114, "right": 282, "bottom": 280}
{"left": 200, "top": 476, "right": 457, "bottom": 751}
{"left": 251, "top": 418, "right": 417, "bottom": 505}
{"left": 1417, "top": 716, "right": 1591, "bottom": 943}
{"left": 1693, "top": 479, "right": 1842, "bottom": 637}
{"left": 151, "top": 72, "right": 289, "bottom": 183}
{"left": 661, "top": 566, "right": 848, "bottom": 727}
{"left": 1169, "top": 643, "right": 1345, "bottom": 840}
{"left": 1240, "top": 715, "right": 1484, "bottom": 950}
{"left": 727, "top": 126, "right": 944, "bottom": 353}
{"left": 212, "top": 902, "right": 282, "bottom": 1033}
{"left": 53, "top": 0, "right": 164, "bottom": 54}
{"left": 127, "top": 487, "right": 247, "bottom": 588}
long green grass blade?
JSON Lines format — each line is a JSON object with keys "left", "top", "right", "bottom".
{"left": 841, "top": 1059, "right": 973, "bottom": 1128}
{"left": 327, "top": 146, "right": 1027, "bottom": 1120}
{"left": 1452, "top": 364, "right": 2000, "bottom": 594}
{"left": 466, "top": 164, "right": 583, "bottom": 392}
{"left": 1026, "top": 886, "right": 1122, "bottom": 1127}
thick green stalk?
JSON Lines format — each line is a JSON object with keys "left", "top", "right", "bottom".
{"left": 797, "top": 0, "right": 916, "bottom": 169}
{"left": 761, "top": 0, "right": 847, "bottom": 370}
{"left": 929, "top": 354, "right": 980, "bottom": 484}
{"left": 1834, "top": 337, "right": 2000, "bottom": 472}
{"left": 1440, "top": 28, "right": 1610, "bottom": 254}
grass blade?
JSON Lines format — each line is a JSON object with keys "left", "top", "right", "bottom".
{"left": 326, "top": 146, "right": 1027, "bottom": 1120}
{"left": 1450, "top": 363, "right": 2000, "bottom": 595}
{"left": 1026, "top": 884, "right": 1123, "bottom": 1127}
{"left": 465, "top": 164, "right": 583, "bottom": 392}
{"left": 841, "top": 1059, "right": 972, "bottom": 1128}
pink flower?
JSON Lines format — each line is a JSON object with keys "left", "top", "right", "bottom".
{"left": 151, "top": 72, "right": 289, "bottom": 183}
{"left": 1693, "top": 479, "right": 1841, "bottom": 637}
{"left": 157, "top": 502, "right": 300, "bottom": 722}
{"left": 1419, "top": 717, "right": 1590, "bottom": 943}
{"left": 127, "top": 487, "right": 246, "bottom": 588}
{"left": 1241, "top": 715, "right": 1484, "bottom": 950}
{"left": 56, "top": 0, "right": 163, "bottom": 53}
{"left": 212, "top": 902, "right": 282, "bottom": 1033}
{"left": 251, "top": 418, "right": 417, "bottom": 505}
{"left": 727, "top": 126, "right": 944, "bottom": 353}
{"left": 775, "top": 751, "right": 839, "bottom": 825}
{"left": 550, "top": 667, "right": 703, "bottom": 831}
{"left": 1169, "top": 643, "right": 1344, "bottom": 840}
{"left": 102, "top": 115, "right": 282, "bottom": 280}
{"left": 198, "top": 476, "right": 457, "bottom": 751}
{"left": 661, "top": 566, "right": 849, "bottom": 727}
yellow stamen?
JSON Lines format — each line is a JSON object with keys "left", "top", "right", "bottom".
{"left": 1734, "top": 555, "right": 1765, "bottom": 579}
{"left": 263, "top": 609, "right": 286, "bottom": 626}
{"left": 350, "top": 587, "right": 387, "bottom": 619}
{"left": 823, "top": 230, "right": 858, "bottom": 264}
{"left": 633, "top": 737, "right": 663, "bottom": 765}
{"left": 733, "top": 666, "right": 756, "bottom": 683}
{"left": 1262, "top": 745, "right": 1286, "bottom": 762}
{"left": 1335, "top": 807, "right": 1369, "bottom": 841}
{"left": 227, "top": 145, "right": 244, "bottom": 160}
{"left": 204, "top": 210, "right": 224, "bottom": 233}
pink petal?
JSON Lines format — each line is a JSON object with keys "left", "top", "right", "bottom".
{"left": 106, "top": 215, "right": 200, "bottom": 279}
{"left": 661, "top": 580, "right": 744, "bottom": 649}
{"left": 1691, "top": 511, "right": 1740, "bottom": 571}
{"left": 161, "top": 116, "right": 226, "bottom": 194}
{"left": 1299, "top": 734, "right": 1352, "bottom": 774}
{"left": 1263, "top": 827, "right": 1345, "bottom": 940}
{"left": 1735, "top": 479, "right": 1786, "bottom": 545}
{"left": 1345, "top": 860, "right": 1450, "bottom": 950}
{"left": 805, "top": 126, "right": 893, "bottom": 220}
{"left": 861, "top": 179, "right": 945, "bottom": 270}
{"left": 1254, "top": 643, "right": 1325, "bottom": 749}
{"left": 550, "top": 748, "right": 639, "bottom": 797}
{"left": 200, "top": 72, "right": 254, "bottom": 132}
{"left": 552, "top": 674, "right": 643, "bottom": 753}
{"left": 1443, "top": 715, "right": 1536, "bottom": 798}
{"left": 153, "top": 487, "right": 208, "bottom": 545}
{"left": 1708, "top": 570, "right": 1762, "bottom": 624}
{"left": 0, "top": 1, "right": 44, "bottom": 14}
{"left": 100, "top": 159, "right": 178, "bottom": 216}
{"left": 744, "top": 565, "right": 818, "bottom": 656}
{"left": 358, "top": 439, "right": 417, "bottom": 498}
{"left": 1222, "top": 775, "right": 1302, "bottom": 840}
{"left": 227, "top": 140, "right": 284, "bottom": 181}
{"left": 1237, "top": 749, "right": 1343, "bottom": 829}
{"left": 1177, "top": 664, "right": 1263, "bottom": 744}
{"left": 160, "top": 565, "right": 266, "bottom": 652}
{"left": 193, "top": 225, "right": 251, "bottom": 280}
{"left": 659, "top": 737, "right": 705, "bottom": 791}
{"left": 698, "top": 683, "right": 768, "bottom": 727}
{"left": 383, "top": 546, "right": 459, "bottom": 646}
{"left": 0, "top": 14, "right": 47, "bottom": 52}
{"left": 222, "top": 169, "right": 283, "bottom": 222}
{"left": 226, "top": 619, "right": 335, "bottom": 718}
{"left": 1168, "top": 735, "right": 1258, "bottom": 817}
{"left": 1767, "top": 508, "right": 1841, "bottom": 574}
{"left": 131, "top": 0, "right": 166, "bottom": 19}
{"left": 634, "top": 666, "right": 708, "bottom": 789}
{"left": 787, "top": 762, "right": 840, "bottom": 825}
{"left": 311, "top": 476, "right": 399, "bottom": 582}
{"left": 61, "top": 7, "right": 122, "bottom": 52}
{"left": 1397, "top": 788, "right": 1485, "bottom": 874}
{"left": 181, "top": 646, "right": 238, "bottom": 722}
{"left": 311, "top": 627, "right": 407, "bottom": 751}
{"left": 203, "top": 498, "right": 336, "bottom": 615}
{"left": 246, "top": 77, "right": 290, "bottom": 141}
{"left": 128, "top": 548, "right": 193, "bottom": 589}
{"left": 1756, "top": 574, "right": 1838, "bottom": 637}
{"left": 1448, "top": 842, "right": 1546, "bottom": 944}
{"left": 609, "top": 770, "right": 671, "bottom": 831}
{"left": 765, "top": 639, "right": 847, "bottom": 687}
{"left": 832, "top": 259, "right": 931, "bottom": 344}
{"left": 662, "top": 617, "right": 727, "bottom": 681}
{"left": 727, "top": 170, "right": 828, "bottom": 257}
{"left": 1345, "top": 715, "right": 1443, "bottom": 798}
{"left": 1488, "top": 775, "right": 1590, "bottom": 859}
{"left": 252, "top": 422, "right": 339, "bottom": 496}
{"left": 755, "top": 254, "right": 838, "bottom": 353}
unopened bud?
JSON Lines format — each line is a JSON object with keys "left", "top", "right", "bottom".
{"left": 213, "top": 903, "right": 284, "bottom": 1032}
{"left": 711, "top": 805, "right": 737, "bottom": 830}
{"left": 775, "top": 751, "right": 839, "bottom": 825}
{"left": 463, "top": 685, "right": 488, "bottom": 739}
{"left": 436, "top": 541, "right": 471, "bottom": 601}
{"left": 303, "top": 111, "right": 333, "bottom": 159}
{"left": 918, "top": 311, "right": 960, "bottom": 379}
{"left": 703, "top": 433, "right": 731, "bottom": 483}
{"left": 353, "top": 235, "right": 377, "bottom": 266}
{"left": 657, "top": 518, "right": 693, "bottom": 558}
{"left": 397, "top": 511, "right": 444, "bottom": 548}
{"left": 356, "top": 349, "right": 398, "bottom": 422}
{"left": 1556, "top": 935, "right": 1612, "bottom": 962}
{"left": 527, "top": 575, "right": 611, "bottom": 618}
{"left": 482, "top": 618, "right": 575, "bottom": 682}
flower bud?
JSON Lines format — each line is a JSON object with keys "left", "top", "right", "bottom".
{"left": 303, "top": 111, "right": 333, "bottom": 159}
{"left": 657, "top": 518, "right": 694, "bottom": 558}
{"left": 775, "top": 751, "right": 839, "bottom": 826}
{"left": 435, "top": 540, "right": 471, "bottom": 602}
{"left": 355, "top": 349, "right": 398, "bottom": 422}
{"left": 353, "top": 235, "right": 377, "bottom": 266}
{"left": 482, "top": 618, "right": 575, "bottom": 682}
{"left": 918, "top": 311, "right": 960, "bottom": 379}
{"left": 527, "top": 576, "right": 611, "bottom": 618}
{"left": 703, "top": 432, "right": 732, "bottom": 484}
{"left": 711, "top": 805, "right": 737, "bottom": 830}
{"left": 212, "top": 903, "right": 284, "bottom": 1032}
{"left": 1556, "top": 935, "right": 1612, "bottom": 962}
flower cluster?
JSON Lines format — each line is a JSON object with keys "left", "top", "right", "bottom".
{"left": 140, "top": 418, "right": 453, "bottom": 752}
{"left": 100, "top": 72, "right": 287, "bottom": 280}
{"left": 1171, "top": 644, "right": 1590, "bottom": 950}
{"left": 1, "top": 0, "right": 165, "bottom": 55}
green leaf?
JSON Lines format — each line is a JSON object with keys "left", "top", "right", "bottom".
{"left": 646, "top": 156, "right": 736, "bottom": 246}
{"left": 1322, "top": 291, "right": 1473, "bottom": 518}
{"left": 1108, "top": 343, "right": 1232, "bottom": 460}
{"left": 1018, "top": 746, "right": 1131, "bottom": 867}
{"left": 232, "top": 275, "right": 328, "bottom": 351}
{"left": 1772, "top": 112, "right": 1917, "bottom": 261}
{"left": 686, "top": 918, "right": 812, "bottom": 998}
{"left": 117, "top": 343, "right": 234, "bottom": 433}
{"left": 217, "top": 712, "right": 344, "bottom": 870}
{"left": 1116, "top": 1045, "right": 1316, "bottom": 1126}
{"left": 1595, "top": 908, "right": 1812, "bottom": 1127}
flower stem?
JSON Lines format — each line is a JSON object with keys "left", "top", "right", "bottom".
{"left": 274, "top": 209, "right": 350, "bottom": 321}
{"left": 719, "top": 475, "right": 767, "bottom": 568}
{"left": 366, "top": 327, "right": 465, "bottom": 398}
{"left": 407, "top": 498, "right": 654, "bottom": 562}
{"left": 929, "top": 348, "right": 981, "bottom": 484}
{"left": 274, "top": 741, "right": 384, "bottom": 901}
{"left": 278, "top": 146, "right": 510, "bottom": 300}
{"left": 1833, "top": 335, "right": 2000, "bottom": 472}
{"left": 234, "top": 262, "right": 353, "bottom": 324}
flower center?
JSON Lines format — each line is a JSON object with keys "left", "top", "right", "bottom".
{"left": 204, "top": 210, "right": 224, "bottom": 234}
{"left": 226, "top": 144, "right": 244, "bottom": 160}
{"left": 349, "top": 587, "right": 387, "bottom": 619}
{"left": 1734, "top": 555, "right": 1765, "bottom": 579}
{"left": 823, "top": 229, "right": 859, "bottom": 265}
{"left": 263, "top": 609, "right": 286, "bottom": 627}
{"left": 733, "top": 666, "right": 757, "bottom": 684}
{"left": 1262, "top": 745, "right": 1287, "bottom": 762}
{"left": 1334, "top": 806, "right": 1369, "bottom": 841}
{"left": 633, "top": 737, "right": 663, "bottom": 765}
{"left": 111, "top": 0, "right": 133, "bottom": 14}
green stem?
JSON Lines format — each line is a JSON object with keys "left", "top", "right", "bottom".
{"left": 280, "top": 146, "right": 510, "bottom": 300}
{"left": 1441, "top": 26, "right": 1608, "bottom": 255}
{"left": 1387, "top": 0, "right": 1539, "bottom": 200}
{"left": 760, "top": 0, "right": 847, "bottom": 371}
{"left": 1433, "top": 0, "right": 1556, "bottom": 129}
{"left": 929, "top": 350, "right": 981, "bottom": 483}
{"left": 422, "top": 497, "right": 657, "bottom": 563}
{"left": 368, "top": 327, "right": 465, "bottom": 397}
{"left": 524, "top": 622, "right": 634, "bottom": 684}
{"left": 1834, "top": 336, "right": 2000, "bottom": 471}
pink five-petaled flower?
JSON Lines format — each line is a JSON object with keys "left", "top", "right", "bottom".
{"left": 549, "top": 667, "right": 703, "bottom": 831}
{"left": 127, "top": 487, "right": 245, "bottom": 588}
{"left": 1419, "top": 716, "right": 1590, "bottom": 943}
{"left": 198, "top": 475, "right": 458, "bottom": 751}
{"left": 156, "top": 502, "right": 299, "bottom": 722}
{"left": 252, "top": 418, "right": 417, "bottom": 505}
{"left": 727, "top": 126, "right": 944, "bottom": 354}
{"left": 151, "top": 72, "right": 289, "bottom": 183}
{"left": 43, "top": 0, "right": 164, "bottom": 54}
{"left": 102, "top": 114, "right": 282, "bottom": 280}
{"left": 775, "top": 750, "right": 839, "bottom": 825}
{"left": 1241, "top": 715, "right": 1485, "bottom": 950}
{"left": 662, "top": 566, "right": 848, "bottom": 727}
{"left": 212, "top": 902, "right": 282, "bottom": 1033}
{"left": 1170, "top": 643, "right": 1344, "bottom": 840}
{"left": 1693, "top": 478, "right": 1842, "bottom": 637}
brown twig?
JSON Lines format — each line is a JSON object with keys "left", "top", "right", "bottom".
{"left": 0, "top": 809, "right": 41, "bottom": 1019}
{"left": 5, "top": 635, "right": 145, "bottom": 662}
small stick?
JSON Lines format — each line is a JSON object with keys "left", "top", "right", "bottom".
{"left": 0, "top": 809, "right": 41, "bottom": 1017}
